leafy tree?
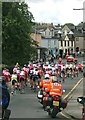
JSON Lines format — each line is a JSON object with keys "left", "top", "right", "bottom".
{"left": 2, "top": 2, "right": 37, "bottom": 66}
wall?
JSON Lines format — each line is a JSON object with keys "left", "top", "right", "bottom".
{"left": 31, "top": 33, "right": 42, "bottom": 46}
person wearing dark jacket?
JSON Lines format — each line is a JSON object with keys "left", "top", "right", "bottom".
{"left": 0, "top": 76, "right": 11, "bottom": 120}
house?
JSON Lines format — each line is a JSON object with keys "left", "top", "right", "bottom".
{"left": 74, "top": 22, "right": 85, "bottom": 53}
{"left": 41, "top": 37, "right": 59, "bottom": 57}
{"left": 58, "top": 22, "right": 85, "bottom": 57}
{"left": 58, "top": 24, "right": 75, "bottom": 57}
{"left": 33, "top": 23, "right": 60, "bottom": 59}
{"left": 31, "top": 29, "right": 48, "bottom": 60}
{"left": 31, "top": 30, "right": 42, "bottom": 47}
{"left": 31, "top": 22, "right": 85, "bottom": 59}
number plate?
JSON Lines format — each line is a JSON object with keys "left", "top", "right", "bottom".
{"left": 53, "top": 101, "right": 59, "bottom": 106}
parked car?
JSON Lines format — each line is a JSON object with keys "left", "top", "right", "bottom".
{"left": 66, "top": 55, "right": 77, "bottom": 62}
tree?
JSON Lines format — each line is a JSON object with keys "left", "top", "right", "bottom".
{"left": 2, "top": 2, "right": 37, "bottom": 66}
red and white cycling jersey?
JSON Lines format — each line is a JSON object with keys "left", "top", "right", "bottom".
{"left": 13, "top": 67, "right": 17, "bottom": 73}
{"left": 38, "top": 69, "right": 42, "bottom": 76}
{"left": 20, "top": 70, "right": 25, "bottom": 79}
{"left": 43, "top": 65, "right": 48, "bottom": 70}
{"left": 2, "top": 70, "right": 11, "bottom": 82}
{"left": 45, "top": 70, "right": 52, "bottom": 75}
{"left": 23, "top": 67, "right": 29, "bottom": 73}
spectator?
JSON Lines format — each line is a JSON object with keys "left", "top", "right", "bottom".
{"left": 0, "top": 76, "right": 11, "bottom": 119}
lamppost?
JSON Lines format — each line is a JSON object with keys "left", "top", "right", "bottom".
{"left": 68, "top": 31, "right": 75, "bottom": 55}
{"left": 73, "top": 7, "right": 85, "bottom": 55}
{"left": 73, "top": 3, "right": 85, "bottom": 119}
{"left": 57, "top": 30, "right": 63, "bottom": 58}
{"left": 73, "top": 8, "right": 85, "bottom": 10}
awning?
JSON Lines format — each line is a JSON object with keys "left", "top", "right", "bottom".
{"left": 37, "top": 46, "right": 48, "bottom": 49}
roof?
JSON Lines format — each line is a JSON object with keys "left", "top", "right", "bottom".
{"left": 63, "top": 23, "right": 75, "bottom": 31}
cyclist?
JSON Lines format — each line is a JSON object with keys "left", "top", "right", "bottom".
{"left": 19, "top": 68, "right": 25, "bottom": 94}
{"left": 11, "top": 72, "right": 18, "bottom": 95}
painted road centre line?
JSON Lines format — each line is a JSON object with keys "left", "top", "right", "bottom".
{"left": 60, "top": 77, "right": 83, "bottom": 119}
{"left": 63, "top": 77, "right": 83, "bottom": 100}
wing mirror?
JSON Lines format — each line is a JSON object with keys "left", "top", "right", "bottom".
{"left": 77, "top": 97, "right": 85, "bottom": 105}
{"left": 63, "top": 89, "right": 65, "bottom": 93}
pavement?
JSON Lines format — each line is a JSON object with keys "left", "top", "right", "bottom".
{"left": 62, "top": 78, "right": 83, "bottom": 120}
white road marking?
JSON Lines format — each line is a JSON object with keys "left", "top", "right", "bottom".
{"left": 63, "top": 78, "right": 83, "bottom": 100}
{"left": 60, "top": 77, "right": 83, "bottom": 119}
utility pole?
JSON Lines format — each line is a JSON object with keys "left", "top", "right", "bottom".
{"left": 73, "top": 7, "right": 84, "bottom": 54}
{"left": 73, "top": 8, "right": 85, "bottom": 10}
{"left": 73, "top": 2, "right": 85, "bottom": 119}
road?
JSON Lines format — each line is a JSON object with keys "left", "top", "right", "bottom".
{"left": 62, "top": 79, "right": 83, "bottom": 120}
{"left": 8, "top": 57, "right": 83, "bottom": 119}
{"left": 9, "top": 86, "right": 68, "bottom": 119}
{"left": 8, "top": 73, "right": 83, "bottom": 119}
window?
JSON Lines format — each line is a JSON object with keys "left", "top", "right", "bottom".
{"left": 45, "top": 31, "right": 46, "bottom": 35}
{"left": 76, "top": 37, "right": 79, "bottom": 41}
{"left": 52, "top": 30, "right": 54, "bottom": 36}
{"left": 54, "top": 40, "right": 56, "bottom": 45}
{"left": 61, "top": 40, "right": 63, "bottom": 46}
{"left": 71, "top": 41, "right": 73, "bottom": 46}
{"left": 49, "top": 32, "right": 50, "bottom": 35}
{"left": 68, "top": 41, "right": 69, "bottom": 46}
{"left": 65, "top": 41, "right": 66, "bottom": 46}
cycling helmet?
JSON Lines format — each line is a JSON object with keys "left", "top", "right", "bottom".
{"left": 45, "top": 74, "right": 50, "bottom": 79}
{"left": 52, "top": 76, "right": 58, "bottom": 82}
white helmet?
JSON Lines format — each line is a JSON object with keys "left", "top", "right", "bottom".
{"left": 45, "top": 74, "right": 50, "bottom": 79}
{"left": 52, "top": 76, "right": 58, "bottom": 82}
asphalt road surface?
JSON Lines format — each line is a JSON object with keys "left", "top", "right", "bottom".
{"left": 9, "top": 87, "right": 68, "bottom": 119}
{"left": 8, "top": 72, "right": 83, "bottom": 119}
{"left": 8, "top": 57, "right": 83, "bottom": 119}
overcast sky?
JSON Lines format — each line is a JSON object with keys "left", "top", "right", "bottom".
{"left": 25, "top": 0, "right": 85, "bottom": 25}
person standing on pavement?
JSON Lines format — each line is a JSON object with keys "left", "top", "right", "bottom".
{"left": 0, "top": 76, "right": 11, "bottom": 120}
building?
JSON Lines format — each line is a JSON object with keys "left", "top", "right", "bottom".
{"left": 31, "top": 29, "right": 47, "bottom": 60}
{"left": 58, "top": 24, "right": 75, "bottom": 57}
{"left": 33, "top": 22, "right": 60, "bottom": 59}
{"left": 41, "top": 37, "right": 58, "bottom": 57}
{"left": 31, "top": 22, "right": 85, "bottom": 59}
{"left": 74, "top": 22, "right": 85, "bottom": 53}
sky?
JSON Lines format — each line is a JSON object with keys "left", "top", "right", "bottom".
{"left": 25, "top": 0, "right": 85, "bottom": 25}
